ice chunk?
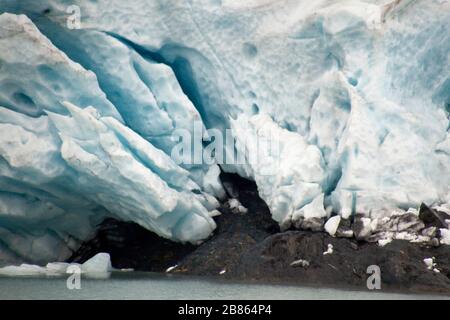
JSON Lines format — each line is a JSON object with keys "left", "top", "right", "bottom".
{"left": 323, "top": 244, "right": 334, "bottom": 256}
{"left": 81, "top": 253, "right": 112, "bottom": 274}
{"left": 440, "top": 229, "right": 450, "bottom": 245}
{"left": 0, "top": 263, "right": 47, "bottom": 276}
{"left": 290, "top": 259, "right": 310, "bottom": 268}
{"left": 0, "top": 253, "right": 112, "bottom": 277}
{"left": 227, "top": 198, "right": 248, "bottom": 214}
{"left": 324, "top": 215, "right": 341, "bottom": 237}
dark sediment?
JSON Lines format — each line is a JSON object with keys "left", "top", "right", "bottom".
{"left": 69, "top": 173, "right": 450, "bottom": 294}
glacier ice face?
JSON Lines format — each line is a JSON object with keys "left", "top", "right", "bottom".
{"left": 0, "top": 0, "right": 449, "bottom": 263}
{"left": 0, "top": 12, "right": 222, "bottom": 264}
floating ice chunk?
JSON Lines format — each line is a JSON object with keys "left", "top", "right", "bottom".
{"left": 0, "top": 253, "right": 112, "bottom": 277}
{"left": 81, "top": 253, "right": 112, "bottom": 274}
{"left": 0, "top": 263, "right": 47, "bottom": 276}
{"left": 45, "top": 262, "right": 71, "bottom": 275}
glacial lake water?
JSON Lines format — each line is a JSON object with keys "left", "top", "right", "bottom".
{"left": 0, "top": 272, "right": 448, "bottom": 300}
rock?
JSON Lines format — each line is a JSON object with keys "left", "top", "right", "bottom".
{"left": 396, "top": 212, "right": 424, "bottom": 233}
{"left": 419, "top": 203, "right": 448, "bottom": 228}
{"left": 336, "top": 219, "right": 354, "bottom": 238}
{"left": 300, "top": 218, "right": 324, "bottom": 232}
{"left": 431, "top": 238, "right": 441, "bottom": 247}
{"left": 353, "top": 216, "right": 372, "bottom": 241}
{"left": 292, "top": 217, "right": 304, "bottom": 230}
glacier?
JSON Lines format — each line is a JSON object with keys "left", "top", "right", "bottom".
{"left": 0, "top": 0, "right": 449, "bottom": 264}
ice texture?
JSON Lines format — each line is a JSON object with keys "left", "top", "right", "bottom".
{"left": 0, "top": 12, "right": 221, "bottom": 264}
{"left": 0, "top": 0, "right": 449, "bottom": 263}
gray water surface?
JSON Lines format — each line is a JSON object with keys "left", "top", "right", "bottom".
{"left": 0, "top": 272, "right": 448, "bottom": 300}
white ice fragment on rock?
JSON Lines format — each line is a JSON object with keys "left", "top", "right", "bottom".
{"left": 406, "top": 208, "right": 419, "bottom": 215}
{"left": 209, "top": 210, "right": 222, "bottom": 217}
{"left": 166, "top": 265, "right": 178, "bottom": 273}
{"left": 439, "top": 229, "right": 450, "bottom": 245}
{"left": 433, "top": 205, "right": 450, "bottom": 216}
{"left": 227, "top": 198, "right": 248, "bottom": 214}
{"left": 324, "top": 216, "right": 341, "bottom": 237}
{"left": 323, "top": 244, "right": 334, "bottom": 255}
{"left": 423, "top": 257, "right": 440, "bottom": 273}
{"left": 378, "top": 238, "right": 393, "bottom": 247}
{"left": 423, "top": 258, "right": 434, "bottom": 270}
{"left": 290, "top": 259, "right": 310, "bottom": 268}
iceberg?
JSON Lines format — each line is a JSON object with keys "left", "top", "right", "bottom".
{"left": 0, "top": 252, "right": 112, "bottom": 277}
{"left": 0, "top": 0, "right": 449, "bottom": 263}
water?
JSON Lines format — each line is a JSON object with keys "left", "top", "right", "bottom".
{"left": 0, "top": 272, "right": 447, "bottom": 300}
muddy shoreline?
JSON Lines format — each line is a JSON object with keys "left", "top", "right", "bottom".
{"left": 70, "top": 173, "right": 450, "bottom": 295}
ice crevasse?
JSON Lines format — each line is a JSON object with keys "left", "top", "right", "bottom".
{"left": 0, "top": 0, "right": 449, "bottom": 264}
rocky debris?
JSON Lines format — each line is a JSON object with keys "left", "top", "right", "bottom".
{"left": 335, "top": 219, "right": 354, "bottom": 238}
{"left": 299, "top": 218, "right": 325, "bottom": 232}
{"left": 68, "top": 218, "right": 196, "bottom": 271}
{"left": 353, "top": 215, "right": 373, "bottom": 241}
{"left": 419, "top": 203, "right": 450, "bottom": 228}
{"left": 297, "top": 204, "right": 450, "bottom": 246}
{"left": 231, "top": 231, "right": 450, "bottom": 293}
{"left": 422, "top": 227, "right": 437, "bottom": 238}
